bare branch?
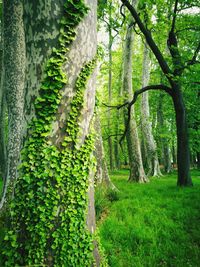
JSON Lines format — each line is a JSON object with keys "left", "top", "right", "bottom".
{"left": 176, "top": 27, "right": 200, "bottom": 34}
{"left": 103, "top": 133, "right": 123, "bottom": 141}
{"left": 119, "top": 84, "right": 172, "bottom": 145}
{"left": 120, "top": 3, "right": 126, "bottom": 27}
{"left": 101, "top": 101, "right": 129, "bottom": 110}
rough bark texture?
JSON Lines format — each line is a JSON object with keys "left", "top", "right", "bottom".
{"left": 1, "top": 0, "right": 100, "bottom": 265}
{"left": 141, "top": 43, "right": 161, "bottom": 177}
{"left": 0, "top": 0, "right": 26, "bottom": 208}
{"left": 122, "top": 15, "right": 147, "bottom": 183}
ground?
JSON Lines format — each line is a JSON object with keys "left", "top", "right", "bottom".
{"left": 97, "top": 170, "right": 200, "bottom": 267}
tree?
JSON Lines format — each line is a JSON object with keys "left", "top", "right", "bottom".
{"left": 122, "top": 2, "right": 148, "bottom": 183}
{"left": 140, "top": 42, "right": 162, "bottom": 176}
{"left": 94, "top": 111, "right": 116, "bottom": 189}
{"left": 0, "top": 0, "right": 99, "bottom": 265}
{"left": 120, "top": 0, "right": 200, "bottom": 186}
{"left": 98, "top": 0, "right": 123, "bottom": 171}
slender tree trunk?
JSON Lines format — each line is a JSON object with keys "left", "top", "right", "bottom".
{"left": 197, "top": 152, "right": 200, "bottom": 169}
{"left": 107, "top": 1, "right": 114, "bottom": 171}
{"left": 163, "top": 144, "right": 172, "bottom": 173}
{"left": 114, "top": 110, "right": 121, "bottom": 169}
{"left": 157, "top": 91, "right": 172, "bottom": 173}
{"left": 122, "top": 16, "right": 147, "bottom": 183}
{"left": 94, "top": 112, "right": 115, "bottom": 189}
{"left": 172, "top": 85, "right": 192, "bottom": 186}
{"left": 141, "top": 42, "right": 161, "bottom": 177}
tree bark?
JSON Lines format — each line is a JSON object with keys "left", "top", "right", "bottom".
{"left": 0, "top": 0, "right": 26, "bottom": 208}
{"left": 94, "top": 112, "right": 115, "bottom": 189}
{"left": 1, "top": 0, "right": 100, "bottom": 265}
{"left": 122, "top": 13, "right": 147, "bottom": 183}
{"left": 172, "top": 85, "right": 193, "bottom": 186}
{"left": 107, "top": 0, "right": 114, "bottom": 171}
{"left": 197, "top": 152, "right": 200, "bottom": 169}
{"left": 157, "top": 91, "right": 172, "bottom": 173}
{"left": 140, "top": 42, "right": 161, "bottom": 177}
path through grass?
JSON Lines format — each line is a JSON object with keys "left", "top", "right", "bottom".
{"left": 97, "top": 170, "right": 200, "bottom": 267}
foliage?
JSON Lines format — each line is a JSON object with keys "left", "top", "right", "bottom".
{"left": 95, "top": 185, "right": 119, "bottom": 221}
{"left": 1, "top": 1, "right": 98, "bottom": 266}
{"left": 99, "top": 169, "right": 200, "bottom": 266}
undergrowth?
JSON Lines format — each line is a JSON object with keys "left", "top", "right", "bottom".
{"left": 97, "top": 170, "right": 200, "bottom": 267}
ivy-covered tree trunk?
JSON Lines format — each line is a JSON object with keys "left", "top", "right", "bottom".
{"left": 122, "top": 17, "right": 147, "bottom": 183}
{"left": 0, "top": 0, "right": 99, "bottom": 266}
{"left": 140, "top": 43, "right": 161, "bottom": 177}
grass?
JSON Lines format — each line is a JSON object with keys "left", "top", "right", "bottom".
{"left": 97, "top": 169, "right": 200, "bottom": 267}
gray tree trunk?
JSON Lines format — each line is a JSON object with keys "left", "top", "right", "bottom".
{"left": 122, "top": 16, "right": 147, "bottom": 183}
{"left": 157, "top": 91, "right": 173, "bottom": 173}
{"left": 107, "top": 0, "right": 114, "bottom": 171}
{"left": 94, "top": 112, "right": 115, "bottom": 189}
{"left": 0, "top": 0, "right": 99, "bottom": 265}
{"left": 140, "top": 42, "right": 161, "bottom": 177}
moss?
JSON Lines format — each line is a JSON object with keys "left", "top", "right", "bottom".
{"left": 2, "top": 1, "right": 98, "bottom": 266}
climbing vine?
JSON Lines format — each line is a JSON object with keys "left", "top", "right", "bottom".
{"left": 2, "top": 1, "right": 98, "bottom": 266}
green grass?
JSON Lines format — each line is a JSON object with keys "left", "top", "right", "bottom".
{"left": 97, "top": 170, "right": 200, "bottom": 267}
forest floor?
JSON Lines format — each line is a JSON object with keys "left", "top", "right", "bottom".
{"left": 96, "top": 169, "right": 200, "bottom": 267}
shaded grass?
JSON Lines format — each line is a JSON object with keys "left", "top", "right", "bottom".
{"left": 98, "top": 170, "right": 200, "bottom": 267}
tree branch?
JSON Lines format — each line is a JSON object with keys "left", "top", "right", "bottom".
{"left": 102, "top": 101, "right": 129, "bottom": 110}
{"left": 177, "top": 41, "right": 200, "bottom": 72}
{"left": 119, "top": 84, "right": 172, "bottom": 145}
{"left": 121, "top": 0, "right": 173, "bottom": 85}
{"left": 171, "top": 0, "right": 179, "bottom": 34}
{"left": 176, "top": 27, "right": 200, "bottom": 34}
{"left": 120, "top": 3, "right": 126, "bottom": 27}
{"left": 187, "top": 41, "right": 200, "bottom": 66}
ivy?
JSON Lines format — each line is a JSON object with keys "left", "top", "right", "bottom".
{"left": 2, "top": 1, "right": 98, "bottom": 266}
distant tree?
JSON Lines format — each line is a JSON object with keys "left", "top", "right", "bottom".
{"left": 120, "top": 0, "right": 200, "bottom": 186}
{"left": 122, "top": 1, "right": 148, "bottom": 183}
{"left": 140, "top": 42, "right": 162, "bottom": 176}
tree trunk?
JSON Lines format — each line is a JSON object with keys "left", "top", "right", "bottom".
{"left": 114, "top": 110, "right": 121, "bottom": 169}
{"left": 122, "top": 15, "right": 147, "bottom": 183}
{"left": 1, "top": 0, "right": 99, "bottom": 265}
{"left": 157, "top": 91, "right": 172, "bottom": 173}
{"left": 140, "top": 42, "right": 161, "bottom": 177}
{"left": 197, "top": 152, "right": 200, "bottom": 169}
{"left": 94, "top": 112, "right": 115, "bottom": 189}
{"left": 172, "top": 85, "right": 192, "bottom": 186}
{"left": 163, "top": 144, "right": 172, "bottom": 173}
{"left": 107, "top": 0, "right": 114, "bottom": 171}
